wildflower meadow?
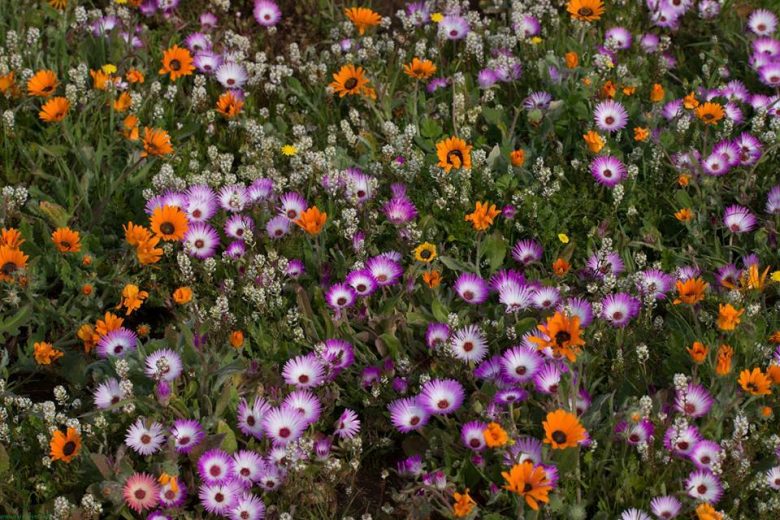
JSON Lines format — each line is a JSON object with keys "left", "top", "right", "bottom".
{"left": 2, "top": 0, "right": 780, "bottom": 518}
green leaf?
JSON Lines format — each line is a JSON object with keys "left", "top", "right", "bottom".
{"left": 482, "top": 234, "right": 506, "bottom": 272}
{"left": 420, "top": 118, "right": 442, "bottom": 139}
{"left": 378, "top": 332, "right": 401, "bottom": 358}
{"left": 438, "top": 255, "right": 471, "bottom": 273}
{"left": 216, "top": 420, "right": 237, "bottom": 453}
{"left": 431, "top": 298, "right": 448, "bottom": 323}
{"left": 0, "top": 305, "right": 31, "bottom": 338}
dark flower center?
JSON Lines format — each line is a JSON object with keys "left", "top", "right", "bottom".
{"left": 701, "top": 456, "right": 711, "bottom": 464}
{"left": 141, "top": 434, "right": 151, "bottom": 444}
{"left": 179, "top": 435, "right": 190, "bottom": 445}
{"left": 523, "top": 483, "right": 533, "bottom": 493}
{"left": 552, "top": 430, "right": 567, "bottom": 444}
{"left": 160, "top": 222, "right": 175, "bottom": 235}
{"left": 210, "top": 465, "right": 221, "bottom": 477}
{"left": 135, "top": 489, "right": 146, "bottom": 500}
{"left": 554, "top": 331, "right": 571, "bottom": 346}
{"left": 629, "top": 434, "right": 639, "bottom": 442}
{"left": 63, "top": 441, "right": 76, "bottom": 456}
{"left": 170, "top": 59, "right": 181, "bottom": 71}
{"left": 420, "top": 249, "right": 431, "bottom": 259}
{"left": 279, "top": 427, "right": 291, "bottom": 438}
{"left": 515, "top": 366, "right": 527, "bottom": 375}
{"left": 1, "top": 262, "right": 16, "bottom": 275}
{"left": 240, "top": 467, "right": 250, "bottom": 476}
{"left": 463, "top": 290, "right": 474, "bottom": 300}
{"left": 437, "top": 399, "right": 450, "bottom": 410}
{"left": 410, "top": 416, "right": 420, "bottom": 425}
{"left": 344, "top": 77, "right": 359, "bottom": 90}
{"left": 684, "top": 403, "right": 695, "bottom": 414}
{"left": 463, "top": 341, "right": 474, "bottom": 352}
{"left": 246, "top": 415, "right": 256, "bottom": 426}
{"left": 299, "top": 374, "right": 310, "bottom": 383}
{"left": 447, "top": 149, "right": 464, "bottom": 165}
{"left": 337, "top": 297, "right": 347, "bottom": 305}
{"left": 605, "top": 116, "right": 615, "bottom": 125}
{"left": 215, "top": 492, "right": 224, "bottom": 502}
{"left": 578, "top": 7, "right": 594, "bottom": 16}
{"left": 469, "top": 438, "right": 480, "bottom": 448}
{"left": 697, "top": 484, "right": 707, "bottom": 494}
{"left": 677, "top": 441, "right": 689, "bottom": 450}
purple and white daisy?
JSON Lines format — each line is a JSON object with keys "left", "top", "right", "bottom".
{"left": 449, "top": 325, "right": 488, "bottom": 363}
{"left": 199, "top": 481, "right": 240, "bottom": 516}
{"left": 286, "top": 259, "right": 305, "bottom": 279}
{"left": 96, "top": 327, "right": 138, "bottom": 358}
{"left": 224, "top": 214, "right": 253, "bottom": 240}
{"left": 334, "top": 409, "right": 361, "bottom": 439}
{"left": 531, "top": 286, "right": 561, "bottom": 310}
{"left": 231, "top": 450, "right": 265, "bottom": 487}
{"left": 194, "top": 51, "right": 223, "bottom": 74}
{"left": 766, "top": 185, "right": 780, "bottom": 214}
{"left": 279, "top": 192, "right": 308, "bottom": 220}
{"left": 262, "top": 406, "right": 306, "bottom": 445}
{"left": 749, "top": 8, "right": 778, "bottom": 36}
{"left": 512, "top": 239, "right": 543, "bottom": 265}
{"left": 590, "top": 155, "right": 627, "bottom": 187}
{"left": 256, "top": 463, "right": 284, "bottom": 492}
{"left": 454, "top": 273, "right": 490, "bottom": 305}
{"left": 366, "top": 256, "right": 403, "bottom": 286}
{"left": 253, "top": 0, "right": 281, "bottom": 27}
{"left": 406, "top": 2, "right": 431, "bottom": 26}
{"left": 93, "top": 378, "right": 124, "bottom": 409}
{"left": 345, "top": 269, "right": 378, "bottom": 297}
{"left": 282, "top": 354, "right": 325, "bottom": 388}
{"left": 186, "top": 185, "right": 218, "bottom": 222}
{"left": 283, "top": 390, "right": 322, "bottom": 425}
{"left": 723, "top": 204, "right": 757, "bottom": 234}
{"left": 439, "top": 15, "right": 469, "bottom": 40}
{"left": 125, "top": 418, "right": 165, "bottom": 456}
{"left": 637, "top": 269, "right": 674, "bottom": 299}
{"left": 500, "top": 345, "right": 543, "bottom": 383}
{"left": 675, "top": 384, "right": 714, "bottom": 418}
{"left": 506, "top": 436, "right": 543, "bottom": 465}
{"left": 533, "top": 363, "right": 563, "bottom": 394}
{"left": 601, "top": 293, "right": 640, "bottom": 327}
{"left": 523, "top": 91, "right": 553, "bottom": 111}
{"left": 229, "top": 493, "right": 266, "bottom": 520}
{"left": 499, "top": 282, "right": 534, "bottom": 313}
{"left": 663, "top": 424, "right": 701, "bottom": 456}
{"left": 605, "top": 27, "right": 632, "bottom": 50}
{"left": 494, "top": 387, "right": 529, "bottom": 406}
{"left": 516, "top": 15, "right": 541, "bottom": 37}
{"left": 184, "top": 32, "right": 211, "bottom": 53}
{"left": 477, "top": 68, "right": 499, "bottom": 89}
{"left": 759, "top": 62, "right": 780, "bottom": 88}
{"left": 426, "top": 322, "right": 451, "bottom": 349}
{"left": 649, "top": 495, "right": 681, "bottom": 519}
{"left": 419, "top": 379, "right": 465, "bottom": 415}
{"left": 184, "top": 222, "right": 220, "bottom": 259}
{"left": 702, "top": 153, "right": 730, "bottom": 177}
{"left": 593, "top": 100, "right": 629, "bottom": 133}
{"left": 461, "top": 421, "right": 488, "bottom": 451}
{"left": 639, "top": 33, "right": 660, "bottom": 53}
{"left": 159, "top": 477, "right": 187, "bottom": 508}
{"left": 766, "top": 466, "right": 780, "bottom": 490}
{"left": 237, "top": 396, "right": 271, "bottom": 439}
{"left": 266, "top": 215, "right": 291, "bottom": 239}
{"left": 490, "top": 269, "right": 526, "bottom": 292}
{"left": 160, "top": 190, "right": 187, "bottom": 209}
{"left": 170, "top": 419, "right": 204, "bottom": 454}
{"left": 388, "top": 397, "right": 430, "bottom": 433}
{"left": 144, "top": 348, "right": 183, "bottom": 382}
{"left": 215, "top": 62, "right": 248, "bottom": 90}
{"left": 735, "top": 132, "right": 762, "bottom": 166}
{"left": 320, "top": 338, "right": 355, "bottom": 372}
{"left": 685, "top": 470, "right": 722, "bottom": 504}
{"left": 616, "top": 419, "right": 654, "bottom": 446}
{"left": 325, "top": 283, "right": 357, "bottom": 311}
{"left": 198, "top": 449, "right": 234, "bottom": 484}
{"left": 225, "top": 241, "right": 246, "bottom": 259}
{"left": 383, "top": 197, "right": 418, "bottom": 225}
{"left": 621, "top": 510, "right": 651, "bottom": 520}
{"left": 218, "top": 184, "right": 248, "bottom": 213}
{"left": 560, "top": 297, "right": 594, "bottom": 328}
{"left": 690, "top": 440, "right": 722, "bottom": 471}
{"left": 247, "top": 178, "right": 273, "bottom": 203}
{"left": 587, "top": 252, "right": 625, "bottom": 279}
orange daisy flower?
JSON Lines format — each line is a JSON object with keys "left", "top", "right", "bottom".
{"left": 687, "top": 341, "right": 708, "bottom": 364}
{"left": 567, "top": 0, "right": 604, "bottom": 21}
{"left": 123, "top": 114, "right": 140, "bottom": 141}
{"left": 502, "top": 461, "right": 553, "bottom": 511}
{"left": 118, "top": 284, "right": 148, "bottom": 315}
{"left": 95, "top": 312, "right": 124, "bottom": 337}
{"left": 159, "top": 45, "right": 195, "bottom": 81}
{"left": 403, "top": 58, "right": 437, "bottom": 79}
{"left": 136, "top": 235, "right": 164, "bottom": 265}
{"left": 583, "top": 130, "right": 605, "bottom": 153}
{"left": 436, "top": 136, "right": 472, "bottom": 172}
{"left": 716, "top": 303, "right": 744, "bottom": 331}
{"left": 173, "top": 287, "right": 193, "bottom": 305}
{"left": 739, "top": 368, "right": 772, "bottom": 396}
{"left": 50, "top": 428, "right": 81, "bottom": 463}
{"left": 295, "top": 207, "right": 327, "bottom": 235}
{"left": 452, "top": 490, "right": 476, "bottom": 518}
{"left": 113, "top": 92, "right": 132, "bottom": 112}
{"left": 672, "top": 277, "right": 707, "bottom": 305}
{"left": 695, "top": 102, "right": 724, "bottom": 125}
{"left": 216, "top": 91, "right": 244, "bottom": 118}
{"left": 39, "top": 96, "right": 70, "bottom": 123}
{"left": 543, "top": 409, "right": 587, "bottom": 449}
{"left": 329, "top": 64, "right": 376, "bottom": 99}
{"left": 509, "top": 149, "right": 526, "bottom": 167}
{"left": 27, "top": 70, "right": 58, "bottom": 97}
{"left": 141, "top": 127, "right": 174, "bottom": 157}
{"left": 483, "top": 422, "right": 509, "bottom": 448}
{"left": 150, "top": 205, "right": 188, "bottom": 241}
{"left": 715, "top": 344, "right": 733, "bottom": 376}
{"left": 529, "top": 311, "right": 585, "bottom": 362}
{"left": 422, "top": 270, "right": 441, "bottom": 288}
{"left": 34, "top": 341, "right": 63, "bottom": 365}
{"left": 1, "top": 246, "right": 29, "bottom": 283}
{"left": 465, "top": 201, "right": 501, "bottom": 232}
{"left": 345, "top": 7, "right": 382, "bottom": 35}
{"left": 51, "top": 227, "right": 81, "bottom": 253}
{"left": 0, "top": 228, "right": 25, "bottom": 249}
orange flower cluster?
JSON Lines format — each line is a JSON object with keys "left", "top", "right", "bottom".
{"left": 0, "top": 227, "right": 28, "bottom": 284}
{"left": 465, "top": 201, "right": 501, "bottom": 231}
